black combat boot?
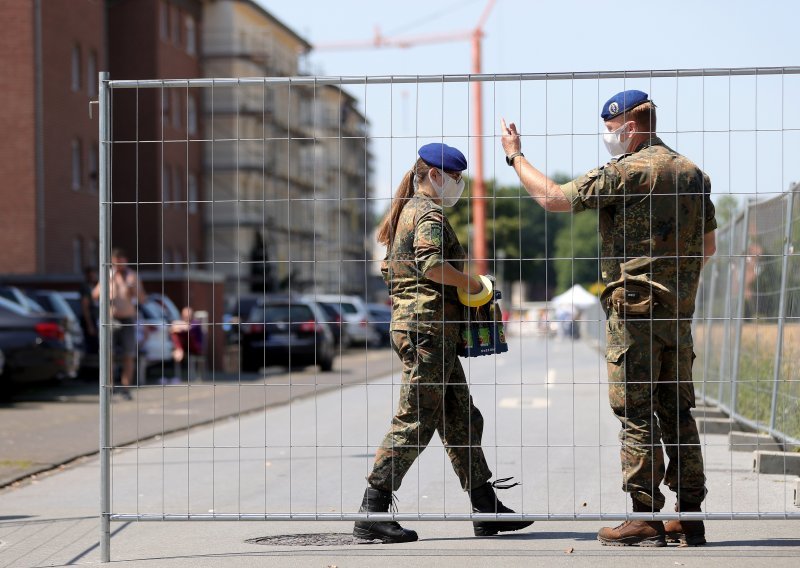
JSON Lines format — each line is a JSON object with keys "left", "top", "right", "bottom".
{"left": 470, "top": 478, "right": 533, "bottom": 536}
{"left": 352, "top": 487, "right": 418, "bottom": 543}
{"left": 597, "top": 498, "right": 666, "bottom": 547}
{"left": 664, "top": 500, "right": 706, "bottom": 546}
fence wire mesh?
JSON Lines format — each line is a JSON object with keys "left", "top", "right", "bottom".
{"left": 98, "top": 67, "right": 800, "bottom": 558}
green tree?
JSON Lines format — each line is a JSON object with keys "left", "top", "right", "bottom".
{"left": 447, "top": 175, "right": 569, "bottom": 300}
{"left": 553, "top": 211, "right": 600, "bottom": 292}
{"left": 714, "top": 194, "right": 740, "bottom": 226}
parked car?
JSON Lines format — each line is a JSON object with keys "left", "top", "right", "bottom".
{"left": 312, "top": 294, "right": 379, "bottom": 347}
{"left": 138, "top": 301, "right": 176, "bottom": 374}
{"left": 223, "top": 294, "right": 263, "bottom": 343}
{"left": 0, "top": 286, "right": 46, "bottom": 313}
{"left": 147, "top": 293, "right": 182, "bottom": 323}
{"left": 59, "top": 290, "right": 99, "bottom": 374}
{"left": 240, "top": 294, "right": 335, "bottom": 372}
{"left": 316, "top": 301, "right": 350, "bottom": 347}
{"left": 366, "top": 303, "right": 392, "bottom": 347}
{"left": 27, "top": 290, "right": 85, "bottom": 374}
{"left": 0, "top": 296, "right": 76, "bottom": 391}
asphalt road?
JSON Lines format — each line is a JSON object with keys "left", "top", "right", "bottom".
{"left": 0, "top": 335, "right": 798, "bottom": 566}
{"left": 0, "top": 346, "right": 398, "bottom": 488}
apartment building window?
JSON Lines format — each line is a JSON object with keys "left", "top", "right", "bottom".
{"left": 71, "top": 44, "right": 82, "bottom": 92}
{"left": 71, "top": 139, "right": 82, "bottom": 190}
{"left": 88, "top": 142, "right": 98, "bottom": 193}
{"left": 162, "top": 89, "right": 169, "bottom": 126}
{"left": 172, "top": 90, "right": 181, "bottom": 129}
{"left": 188, "top": 173, "right": 198, "bottom": 213}
{"left": 185, "top": 15, "right": 196, "bottom": 55}
{"left": 173, "top": 167, "right": 182, "bottom": 208}
{"left": 88, "top": 238, "right": 98, "bottom": 269}
{"left": 160, "top": 1, "right": 169, "bottom": 41}
{"left": 187, "top": 94, "right": 198, "bottom": 136}
{"left": 162, "top": 166, "right": 171, "bottom": 204}
{"left": 73, "top": 237, "right": 83, "bottom": 274}
{"left": 87, "top": 50, "right": 97, "bottom": 97}
{"left": 171, "top": 6, "right": 181, "bottom": 45}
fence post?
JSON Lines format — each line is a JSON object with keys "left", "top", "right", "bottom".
{"left": 769, "top": 189, "right": 795, "bottom": 433}
{"left": 98, "top": 71, "right": 112, "bottom": 564}
{"left": 701, "top": 260, "right": 718, "bottom": 401}
{"left": 729, "top": 206, "right": 751, "bottom": 416}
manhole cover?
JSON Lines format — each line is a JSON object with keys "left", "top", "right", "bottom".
{"left": 247, "top": 533, "right": 381, "bottom": 546}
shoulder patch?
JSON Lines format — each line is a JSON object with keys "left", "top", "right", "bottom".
{"left": 430, "top": 223, "right": 443, "bottom": 247}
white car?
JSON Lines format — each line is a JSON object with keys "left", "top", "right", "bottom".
{"left": 137, "top": 302, "right": 175, "bottom": 370}
{"left": 312, "top": 294, "right": 380, "bottom": 347}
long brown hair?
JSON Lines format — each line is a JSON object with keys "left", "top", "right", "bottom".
{"left": 376, "top": 157, "right": 433, "bottom": 247}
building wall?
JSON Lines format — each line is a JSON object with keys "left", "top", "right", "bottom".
{"left": 107, "top": 0, "right": 204, "bottom": 272}
{"left": 0, "top": 1, "right": 37, "bottom": 273}
{"left": 38, "top": 0, "right": 105, "bottom": 275}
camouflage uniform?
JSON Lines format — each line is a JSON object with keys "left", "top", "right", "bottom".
{"left": 368, "top": 194, "right": 493, "bottom": 492}
{"left": 561, "top": 137, "right": 717, "bottom": 510}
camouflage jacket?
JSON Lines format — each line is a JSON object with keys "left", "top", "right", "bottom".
{"left": 381, "top": 194, "right": 466, "bottom": 339}
{"left": 561, "top": 137, "right": 717, "bottom": 318}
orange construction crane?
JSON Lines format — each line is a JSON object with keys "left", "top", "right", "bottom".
{"left": 315, "top": 0, "right": 496, "bottom": 275}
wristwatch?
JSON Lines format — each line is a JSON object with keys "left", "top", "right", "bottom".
{"left": 505, "top": 152, "right": 524, "bottom": 166}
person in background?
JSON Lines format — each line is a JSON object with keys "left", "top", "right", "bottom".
{"left": 170, "top": 306, "right": 204, "bottom": 381}
{"left": 93, "top": 248, "right": 146, "bottom": 400}
{"left": 79, "top": 266, "right": 99, "bottom": 360}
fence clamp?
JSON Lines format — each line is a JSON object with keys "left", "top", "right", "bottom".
{"left": 89, "top": 99, "right": 99, "bottom": 119}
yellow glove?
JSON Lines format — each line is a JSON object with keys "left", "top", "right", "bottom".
{"left": 458, "top": 275, "right": 493, "bottom": 307}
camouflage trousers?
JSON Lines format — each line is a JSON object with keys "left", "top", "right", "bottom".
{"left": 367, "top": 330, "right": 493, "bottom": 492}
{"left": 606, "top": 310, "right": 707, "bottom": 510}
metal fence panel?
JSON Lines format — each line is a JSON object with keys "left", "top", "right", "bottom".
{"left": 98, "top": 68, "right": 800, "bottom": 561}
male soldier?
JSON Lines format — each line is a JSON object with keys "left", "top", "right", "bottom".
{"left": 500, "top": 90, "right": 717, "bottom": 547}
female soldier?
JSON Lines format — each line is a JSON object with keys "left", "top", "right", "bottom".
{"left": 353, "top": 143, "right": 532, "bottom": 543}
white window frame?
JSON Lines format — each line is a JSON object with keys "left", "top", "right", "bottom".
{"left": 187, "top": 94, "right": 197, "bottom": 136}
{"left": 171, "top": 5, "right": 180, "bottom": 45}
{"left": 71, "top": 44, "right": 81, "bottom": 92}
{"left": 162, "top": 166, "right": 171, "bottom": 204}
{"left": 71, "top": 139, "right": 82, "bottom": 190}
{"left": 172, "top": 167, "right": 182, "bottom": 208}
{"left": 172, "top": 90, "right": 181, "bottom": 129}
{"left": 88, "top": 142, "right": 98, "bottom": 193}
{"left": 160, "top": 2, "right": 169, "bottom": 41}
{"left": 188, "top": 173, "right": 198, "bottom": 214}
{"left": 87, "top": 50, "right": 97, "bottom": 97}
{"left": 185, "top": 15, "right": 196, "bottom": 56}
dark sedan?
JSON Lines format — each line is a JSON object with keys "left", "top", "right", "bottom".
{"left": 316, "top": 301, "right": 349, "bottom": 347}
{"left": 366, "top": 303, "right": 392, "bottom": 347}
{"left": 240, "top": 295, "right": 335, "bottom": 372}
{"left": 0, "top": 296, "right": 75, "bottom": 392}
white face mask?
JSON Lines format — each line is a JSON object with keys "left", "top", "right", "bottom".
{"left": 602, "top": 122, "right": 634, "bottom": 156}
{"left": 429, "top": 169, "right": 465, "bottom": 207}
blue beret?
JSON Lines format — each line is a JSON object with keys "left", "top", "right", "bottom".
{"left": 418, "top": 142, "right": 467, "bottom": 172}
{"left": 601, "top": 90, "right": 650, "bottom": 120}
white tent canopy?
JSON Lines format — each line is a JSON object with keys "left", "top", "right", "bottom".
{"left": 550, "top": 284, "right": 599, "bottom": 309}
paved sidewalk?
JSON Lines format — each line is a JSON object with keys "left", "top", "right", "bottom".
{"left": 0, "top": 337, "right": 798, "bottom": 567}
{"left": 0, "top": 347, "right": 396, "bottom": 487}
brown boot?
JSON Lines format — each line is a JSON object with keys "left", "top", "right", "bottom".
{"left": 597, "top": 499, "right": 666, "bottom": 547}
{"left": 664, "top": 501, "right": 706, "bottom": 546}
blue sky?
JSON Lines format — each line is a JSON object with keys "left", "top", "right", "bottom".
{"left": 261, "top": 0, "right": 799, "bottom": 210}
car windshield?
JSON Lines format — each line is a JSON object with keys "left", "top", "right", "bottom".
{"left": 250, "top": 304, "right": 314, "bottom": 323}
{"left": 318, "top": 303, "right": 340, "bottom": 318}
{"left": 0, "top": 296, "right": 29, "bottom": 316}
{"left": 337, "top": 303, "right": 358, "bottom": 314}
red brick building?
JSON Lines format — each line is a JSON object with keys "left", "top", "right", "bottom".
{"left": 0, "top": 0, "right": 204, "bottom": 277}
{"left": 107, "top": 0, "right": 204, "bottom": 272}
{"left": 0, "top": 0, "right": 104, "bottom": 275}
